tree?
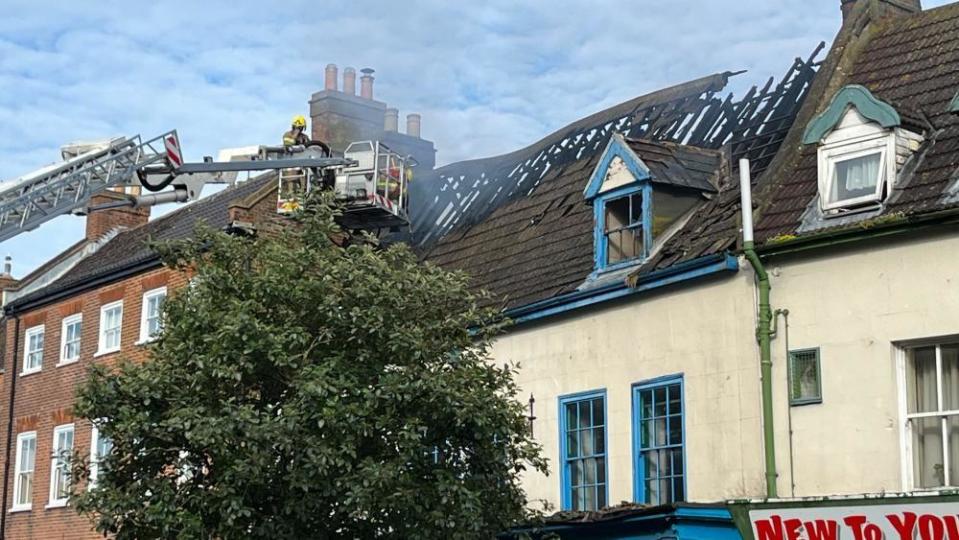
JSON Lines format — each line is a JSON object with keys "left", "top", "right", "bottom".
{"left": 71, "top": 193, "right": 547, "bottom": 539}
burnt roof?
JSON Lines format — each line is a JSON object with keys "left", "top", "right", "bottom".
{"left": 423, "top": 51, "right": 821, "bottom": 311}
{"left": 6, "top": 174, "right": 275, "bottom": 312}
{"left": 625, "top": 138, "right": 721, "bottom": 192}
{"left": 755, "top": 1, "right": 959, "bottom": 242}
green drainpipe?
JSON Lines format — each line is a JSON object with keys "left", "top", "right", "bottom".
{"left": 739, "top": 159, "right": 778, "bottom": 499}
{"left": 743, "top": 241, "right": 777, "bottom": 498}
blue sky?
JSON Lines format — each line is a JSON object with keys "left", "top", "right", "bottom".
{"left": 0, "top": 0, "right": 951, "bottom": 275}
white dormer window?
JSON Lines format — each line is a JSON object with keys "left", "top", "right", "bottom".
{"left": 817, "top": 129, "right": 894, "bottom": 211}
{"left": 804, "top": 85, "right": 924, "bottom": 215}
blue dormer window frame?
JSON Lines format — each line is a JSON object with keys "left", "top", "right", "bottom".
{"left": 584, "top": 135, "right": 653, "bottom": 273}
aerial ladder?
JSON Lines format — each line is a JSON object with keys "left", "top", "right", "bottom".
{"left": 0, "top": 130, "right": 413, "bottom": 244}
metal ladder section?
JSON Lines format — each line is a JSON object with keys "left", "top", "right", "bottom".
{"left": 0, "top": 131, "right": 177, "bottom": 243}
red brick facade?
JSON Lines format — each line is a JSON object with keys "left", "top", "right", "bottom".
{"left": 0, "top": 181, "right": 281, "bottom": 539}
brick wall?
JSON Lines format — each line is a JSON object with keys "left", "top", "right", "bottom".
{"left": 0, "top": 184, "right": 280, "bottom": 539}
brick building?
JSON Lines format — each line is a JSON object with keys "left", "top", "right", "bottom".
{"left": 0, "top": 176, "right": 282, "bottom": 539}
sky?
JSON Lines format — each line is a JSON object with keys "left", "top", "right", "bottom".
{"left": 0, "top": 0, "right": 952, "bottom": 276}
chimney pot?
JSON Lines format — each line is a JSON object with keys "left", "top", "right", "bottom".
{"left": 407, "top": 113, "right": 421, "bottom": 139}
{"left": 385, "top": 108, "right": 399, "bottom": 132}
{"left": 343, "top": 67, "right": 356, "bottom": 96}
{"left": 324, "top": 63, "right": 338, "bottom": 91}
{"left": 3, "top": 255, "right": 11, "bottom": 276}
{"left": 360, "top": 68, "right": 375, "bottom": 100}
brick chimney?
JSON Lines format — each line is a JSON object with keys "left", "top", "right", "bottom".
{"left": 343, "top": 67, "right": 356, "bottom": 96}
{"left": 360, "top": 68, "right": 375, "bottom": 100}
{"left": 0, "top": 255, "right": 19, "bottom": 292}
{"left": 406, "top": 113, "right": 421, "bottom": 138}
{"left": 384, "top": 108, "right": 399, "bottom": 132}
{"left": 324, "top": 64, "right": 338, "bottom": 91}
{"left": 842, "top": 0, "right": 921, "bottom": 21}
{"left": 85, "top": 191, "right": 150, "bottom": 241}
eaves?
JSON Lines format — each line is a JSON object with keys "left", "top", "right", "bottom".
{"left": 757, "top": 206, "right": 959, "bottom": 258}
{"left": 504, "top": 253, "right": 739, "bottom": 326}
{"left": 4, "top": 255, "right": 163, "bottom": 316}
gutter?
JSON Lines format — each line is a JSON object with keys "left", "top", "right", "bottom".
{"left": 504, "top": 253, "right": 738, "bottom": 325}
{"left": 4, "top": 256, "right": 162, "bottom": 316}
{"left": 0, "top": 316, "right": 20, "bottom": 539}
{"left": 757, "top": 206, "right": 959, "bottom": 258}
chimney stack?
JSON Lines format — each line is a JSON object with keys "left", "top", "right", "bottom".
{"left": 385, "top": 108, "right": 399, "bottom": 132}
{"left": 360, "top": 68, "right": 375, "bottom": 100}
{"left": 324, "top": 64, "right": 338, "bottom": 91}
{"left": 840, "top": 0, "right": 857, "bottom": 19}
{"left": 841, "top": 0, "right": 921, "bottom": 21}
{"left": 343, "top": 67, "right": 356, "bottom": 96}
{"left": 86, "top": 191, "right": 150, "bottom": 241}
{"left": 406, "top": 113, "right": 421, "bottom": 138}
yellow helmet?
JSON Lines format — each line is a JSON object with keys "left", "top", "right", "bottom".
{"left": 291, "top": 115, "right": 307, "bottom": 129}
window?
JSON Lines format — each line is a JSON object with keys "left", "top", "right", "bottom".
{"left": 12, "top": 432, "right": 36, "bottom": 511}
{"left": 604, "top": 192, "right": 644, "bottom": 266}
{"left": 89, "top": 422, "right": 112, "bottom": 489}
{"left": 59, "top": 314, "right": 82, "bottom": 364}
{"left": 97, "top": 301, "right": 123, "bottom": 354}
{"left": 559, "top": 390, "right": 607, "bottom": 511}
{"left": 633, "top": 377, "right": 685, "bottom": 505}
{"left": 789, "top": 349, "right": 822, "bottom": 405}
{"left": 48, "top": 424, "right": 74, "bottom": 506}
{"left": 22, "top": 325, "right": 44, "bottom": 374}
{"left": 139, "top": 287, "right": 167, "bottom": 342}
{"left": 904, "top": 342, "right": 959, "bottom": 489}
{"left": 818, "top": 134, "right": 893, "bottom": 212}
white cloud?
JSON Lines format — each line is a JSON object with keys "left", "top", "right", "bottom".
{"left": 0, "top": 0, "right": 952, "bottom": 274}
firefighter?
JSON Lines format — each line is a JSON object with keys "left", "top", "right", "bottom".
{"left": 283, "top": 115, "right": 311, "bottom": 147}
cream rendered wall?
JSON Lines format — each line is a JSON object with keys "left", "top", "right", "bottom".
{"left": 492, "top": 267, "right": 768, "bottom": 510}
{"left": 767, "top": 231, "right": 959, "bottom": 497}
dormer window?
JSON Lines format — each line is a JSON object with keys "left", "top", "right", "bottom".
{"left": 804, "top": 85, "right": 923, "bottom": 215}
{"left": 585, "top": 135, "right": 718, "bottom": 273}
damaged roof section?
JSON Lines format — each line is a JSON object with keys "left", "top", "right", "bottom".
{"left": 424, "top": 46, "right": 824, "bottom": 312}
{"left": 413, "top": 45, "right": 823, "bottom": 247}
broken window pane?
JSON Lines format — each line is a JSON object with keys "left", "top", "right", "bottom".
{"left": 652, "top": 187, "right": 699, "bottom": 238}
{"left": 604, "top": 193, "right": 643, "bottom": 265}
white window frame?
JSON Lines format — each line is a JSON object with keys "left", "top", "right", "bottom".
{"left": 58, "top": 313, "right": 82, "bottom": 365}
{"left": 138, "top": 287, "right": 167, "bottom": 344}
{"left": 89, "top": 421, "right": 112, "bottom": 489}
{"left": 96, "top": 300, "right": 123, "bottom": 356}
{"left": 47, "top": 423, "right": 74, "bottom": 507}
{"left": 11, "top": 431, "right": 37, "bottom": 512}
{"left": 897, "top": 340, "right": 959, "bottom": 491}
{"left": 22, "top": 325, "right": 45, "bottom": 375}
{"left": 817, "top": 132, "right": 895, "bottom": 211}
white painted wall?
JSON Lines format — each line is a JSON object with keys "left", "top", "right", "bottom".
{"left": 496, "top": 229, "right": 959, "bottom": 510}
{"left": 493, "top": 268, "right": 768, "bottom": 510}
{"left": 767, "top": 231, "right": 959, "bottom": 497}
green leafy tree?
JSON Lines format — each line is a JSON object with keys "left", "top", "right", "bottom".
{"left": 71, "top": 193, "right": 546, "bottom": 539}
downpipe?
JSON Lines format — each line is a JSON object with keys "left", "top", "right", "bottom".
{"left": 739, "top": 159, "right": 778, "bottom": 498}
